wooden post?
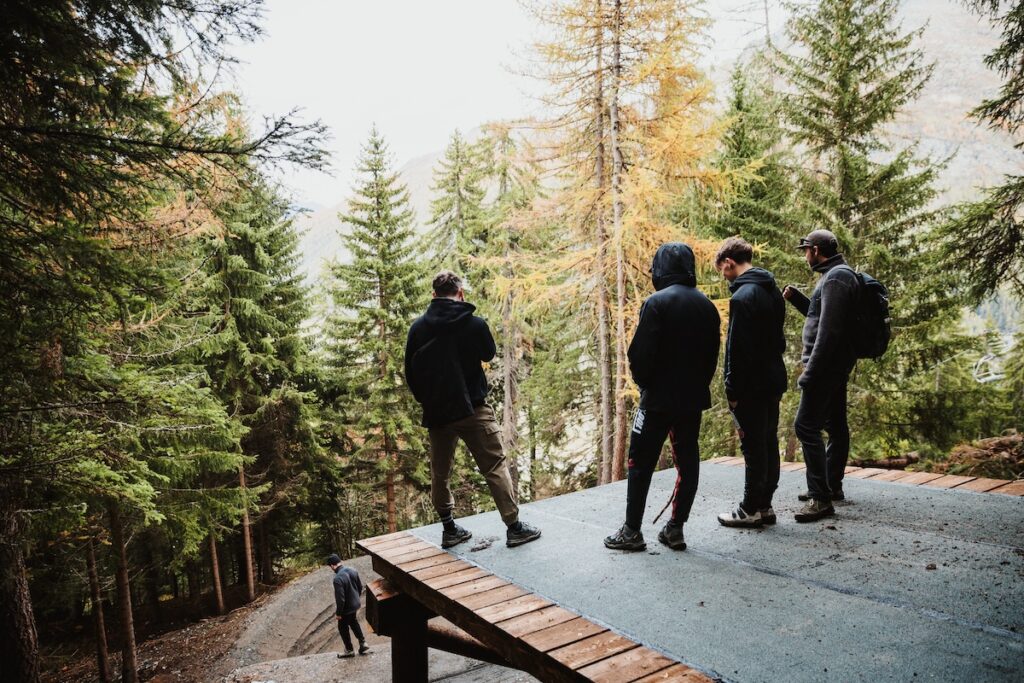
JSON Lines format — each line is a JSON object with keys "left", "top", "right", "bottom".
{"left": 391, "top": 604, "right": 429, "bottom": 683}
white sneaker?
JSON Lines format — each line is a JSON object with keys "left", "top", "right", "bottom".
{"left": 717, "top": 506, "right": 763, "bottom": 528}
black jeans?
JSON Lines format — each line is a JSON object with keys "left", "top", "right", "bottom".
{"left": 625, "top": 408, "right": 702, "bottom": 531}
{"left": 337, "top": 612, "right": 365, "bottom": 650}
{"left": 794, "top": 374, "right": 850, "bottom": 503}
{"left": 732, "top": 396, "right": 781, "bottom": 512}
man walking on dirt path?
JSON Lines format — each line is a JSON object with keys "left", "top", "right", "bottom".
{"left": 326, "top": 554, "right": 370, "bottom": 658}
{"left": 405, "top": 270, "right": 542, "bottom": 550}
{"left": 714, "top": 237, "right": 787, "bottom": 529}
{"left": 604, "top": 243, "right": 720, "bottom": 553}
{"left": 784, "top": 229, "right": 859, "bottom": 523}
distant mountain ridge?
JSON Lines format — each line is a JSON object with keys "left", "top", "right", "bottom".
{"left": 294, "top": 0, "right": 1017, "bottom": 282}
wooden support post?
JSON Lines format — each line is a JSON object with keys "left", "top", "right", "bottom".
{"left": 392, "top": 604, "right": 429, "bottom": 683}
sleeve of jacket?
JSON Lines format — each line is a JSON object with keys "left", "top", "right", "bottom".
{"left": 628, "top": 299, "right": 660, "bottom": 389}
{"left": 724, "top": 294, "right": 751, "bottom": 401}
{"left": 333, "top": 575, "right": 346, "bottom": 617}
{"left": 800, "top": 274, "right": 855, "bottom": 387}
{"left": 404, "top": 324, "right": 422, "bottom": 402}
{"left": 353, "top": 570, "right": 363, "bottom": 597}
{"left": 476, "top": 318, "right": 497, "bottom": 363}
{"left": 787, "top": 288, "right": 810, "bottom": 317}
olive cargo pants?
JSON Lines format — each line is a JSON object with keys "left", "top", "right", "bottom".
{"left": 428, "top": 405, "right": 519, "bottom": 525}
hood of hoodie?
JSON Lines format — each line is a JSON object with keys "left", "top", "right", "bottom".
{"left": 651, "top": 242, "right": 697, "bottom": 291}
{"left": 728, "top": 266, "right": 777, "bottom": 294}
{"left": 423, "top": 297, "right": 476, "bottom": 330}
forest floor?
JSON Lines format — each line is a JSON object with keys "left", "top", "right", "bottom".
{"left": 45, "top": 554, "right": 533, "bottom": 683}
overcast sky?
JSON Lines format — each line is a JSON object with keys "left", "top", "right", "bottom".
{"left": 230, "top": 1, "right": 788, "bottom": 208}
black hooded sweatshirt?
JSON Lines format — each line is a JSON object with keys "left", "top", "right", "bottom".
{"left": 404, "top": 298, "right": 496, "bottom": 428}
{"left": 628, "top": 243, "right": 721, "bottom": 413}
{"left": 724, "top": 267, "right": 787, "bottom": 401}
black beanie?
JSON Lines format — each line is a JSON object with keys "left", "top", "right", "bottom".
{"left": 325, "top": 553, "right": 342, "bottom": 566}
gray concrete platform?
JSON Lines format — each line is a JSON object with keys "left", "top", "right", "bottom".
{"left": 410, "top": 462, "right": 1024, "bottom": 682}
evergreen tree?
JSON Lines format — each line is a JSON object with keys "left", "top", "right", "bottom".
{"left": 325, "top": 128, "right": 427, "bottom": 534}
{"left": 426, "top": 129, "right": 489, "bottom": 276}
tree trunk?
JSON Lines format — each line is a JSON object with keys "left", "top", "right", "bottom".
{"left": 258, "top": 518, "right": 272, "bottom": 584}
{"left": 594, "top": 0, "right": 614, "bottom": 485}
{"left": 86, "top": 537, "right": 112, "bottom": 683}
{"left": 108, "top": 503, "right": 138, "bottom": 683}
{"left": 0, "top": 485, "right": 40, "bottom": 683}
{"left": 208, "top": 534, "right": 225, "bottom": 615}
{"left": 238, "top": 467, "right": 256, "bottom": 602}
{"left": 385, "top": 465, "right": 397, "bottom": 534}
{"left": 609, "top": 0, "right": 629, "bottom": 482}
{"left": 501, "top": 287, "right": 520, "bottom": 490}
{"left": 527, "top": 401, "right": 538, "bottom": 501}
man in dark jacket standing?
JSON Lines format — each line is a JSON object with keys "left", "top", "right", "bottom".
{"left": 326, "top": 554, "right": 369, "bottom": 658}
{"left": 713, "top": 238, "right": 787, "bottom": 528}
{"left": 604, "top": 243, "right": 720, "bottom": 552}
{"left": 784, "top": 229, "right": 859, "bottom": 522}
{"left": 405, "top": 271, "right": 541, "bottom": 549}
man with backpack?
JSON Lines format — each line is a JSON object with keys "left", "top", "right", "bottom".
{"left": 326, "top": 554, "right": 370, "bottom": 658}
{"left": 604, "top": 243, "right": 720, "bottom": 552}
{"left": 405, "top": 271, "right": 541, "bottom": 549}
{"left": 714, "top": 237, "right": 787, "bottom": 528}
{"left": 784, "top": 229, "right": 862, "bottom": 522}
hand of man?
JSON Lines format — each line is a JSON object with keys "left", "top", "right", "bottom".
{"left": 728, "top": 400, "right": 738, "bottom": 409}
{"left": 782, "top": 285, "right": 795, "bottom": 300}
{"left": 335, "top": 614, "right": 343, "bottom": 621}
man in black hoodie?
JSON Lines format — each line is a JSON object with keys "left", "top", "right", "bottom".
{"left": 405, "top": 271, "right": 541, "bottom": 549}
{"left": 326, "top": 554, "right": 369, "bottom": 658}
{"left": 604, "top": 243, "right": 720, "bottom": 552}
{"left": 783, "top": 229, "right": 859, "bottom": 522}
{"left": 713, "top": 238, "right": 787, "bottom": 528}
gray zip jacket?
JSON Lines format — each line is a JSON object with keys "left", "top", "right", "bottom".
{"left": 787, "top": 254, "right": 858, "bottom": 387}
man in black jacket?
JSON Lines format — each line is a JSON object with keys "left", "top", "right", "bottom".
{"left": 783, "top": 229, "right": 859, "bottom": 522}
{"left": 714, "top": 238, "right": 787, "bottom": 528}
{"left": 405, "top": 271, "right": 541, "bottom": 549}
{"left": 604, "top": 243, "right": 720, "bottom": 552}
{"left": 326, "top": 554, "right": 369, "bottom": 658}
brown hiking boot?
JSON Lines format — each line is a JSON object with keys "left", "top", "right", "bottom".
{"left": 794, "top": 499, "right": 835, "bottom": 523}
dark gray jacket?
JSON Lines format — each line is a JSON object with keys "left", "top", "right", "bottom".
{"left": 788, "top": 254, "right": 858, "bottom": 387}
{"left": 333, "top": 565, "right": 363, "bottom": 616}
{"left": 724, "top": 267, "right": 787, "bottom": 401}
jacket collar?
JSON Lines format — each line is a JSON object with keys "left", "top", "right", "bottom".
{"left": 812, "top": 253, "right": 847, "bottom": 275}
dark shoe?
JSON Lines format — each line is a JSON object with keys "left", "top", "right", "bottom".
{"left": 604, "top": 524, "right": 646, "bottom": 551}
{"left": 799, "top": 489, "right": 844, "bottom": 502}
{"left": 759, "top": 507, "right": 777, "bottom": 525}
{"left": 794, "top": 499, "right": 835, "bottom": 523}
{"left": 717, "top": 506, "right": 763, "bottom": 528}
{"left": 506, "top": 521, "right": 542, "bottom": 547}
{"left": 657, "top": 522, "right": 687, "bottom": 550}
{"left": 338, "top": 650, "right": 355, "bottom": 659}
{"left": 358, "top": 642, "right": 370, "bottom": 655}
{"left": 441, "top": 524, "right": 472, "bottom": 549}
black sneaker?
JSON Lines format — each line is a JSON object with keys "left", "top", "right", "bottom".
{"left": 506, "top": 521, "right": 542, "bottom": 547}
{"left": 798, "top": 490, "right": 844, "bottom": 502}
{"left": 717, "top": 506, "right": 763, "bottom": 528}
{"left": 441, "top": 524, "right": 472, "bottom": 549}
{"left": 759, "top": 507, "right": 777, "bottom": 525}
{"left": 338, "top": 649, "right": 355, "bottom": 659}
{"left": 604, "top": 524, "right": 646, "bottom": 551}
{"left": 657, "top": 522, "right": 687, "bottom": 550}
{"left": 358, "top": 642, "right": 370, "bottom": 655}
{"left": 794, "top": 499, "right": 835, "bottom": 523}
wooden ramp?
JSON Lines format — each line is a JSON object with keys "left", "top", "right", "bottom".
{"left": 356, "top": 532, "right": 707, "bottom": 683}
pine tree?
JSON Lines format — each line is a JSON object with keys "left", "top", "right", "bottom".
{"left": 325, "top": 128, "right": 426, "bottom": 533}
{"left": 426, "top": 129, "right": 489, "bottom": 276}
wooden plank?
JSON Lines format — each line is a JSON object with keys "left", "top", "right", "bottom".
{"left": 381, "top": 545, "right": 447, "bottom": 565}
{"left": 476, "top": 594, "right": 551, "bottom": 623}
{"left": 633, "top": 663, "right": 712, "bottom": 682}
{"left": 363, "top": 534, "right": 424, "bottom": 552}
{"left": 439, "top": 575, "right": 509, "bottom": 600}
{"left": 457, "top": 583, "right": 530, "bottom": 611}
{"left": 408, "top": 559, "right": 475, "bottom": 580}
{"left": 549, "top": 631, "right": 638, "bottom": 670}
{"left": 724, "top": 457, "right": 745, "bottom": 466}
{"left": 423, "top": 567, "right": 490, "bottom": 590}
{"left": 896, "top": 472, "right": 945, "bottom": 486}
{"left": 577, "top": 646, "right": 676, "bottom": 683}
{"left": 846, "top": 467, "right": 888, "bottom": 479}
{"left": 989, "top": 480, "right": 1024, "bottom": 496}
{"left": 521, "top": 617, "right": 608, "bottom": 653}
{"left": 869, "top": 470, "right": 914, "bottom": 482}
{"left": 375, "top": 541, "right": 438, "bottom": 560}
{"left": 357, "top": 530, "right": 414, "bottom": 550}
{"left": 844, "top": 466, "right": 862, "bottom": 474}
{"left": 779, "top": 462, "right": 806, "bottom": 472}
{"left": 397, "top": 553, "right": 462, "bottom": 572}
{"left": 952, "top": 477, "right": 1010, "bottom": 493}
{"left": 497, "top": 605, "right": 580, "bottom": 638}
{"left": 922, "top": 474, "right": 977, "bottom": 489}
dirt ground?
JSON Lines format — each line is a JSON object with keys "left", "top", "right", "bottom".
{"left": 46, "top": 555, "right": 534, "bottom": 683}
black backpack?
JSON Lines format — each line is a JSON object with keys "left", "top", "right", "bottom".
{"left": 840, "top": 266, "right": 891, "bottom": 359}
